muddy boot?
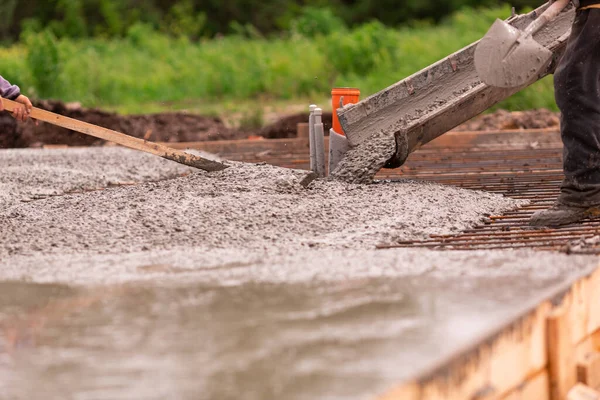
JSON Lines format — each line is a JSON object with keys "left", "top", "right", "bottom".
{"left": 529, "top": 202, "right": 600, "bottom": 227}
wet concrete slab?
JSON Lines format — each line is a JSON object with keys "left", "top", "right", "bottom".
{"left": 0, "top": 251, "right": 596, "bottom": 400}
{"left": 0, "top": 148, "right": 598, "bottom": 400}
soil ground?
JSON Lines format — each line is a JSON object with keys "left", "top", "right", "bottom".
{"left": 0, "top": 100, "right": 238, "bottom": 148}
{"left": 0, "top": 100, "right": 556, "bottom": 148}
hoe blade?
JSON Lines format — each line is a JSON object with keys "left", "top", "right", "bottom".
{"left": 475, "top": 19, "right": 553, "bottom": 88}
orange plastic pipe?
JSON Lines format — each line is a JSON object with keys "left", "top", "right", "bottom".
{"left": 331, "top": 88, "right": 360, "bottom": 135}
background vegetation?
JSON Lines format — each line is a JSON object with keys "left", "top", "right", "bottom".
{"left": 1, "top": 0, "right": 541, "bottom": 41}
{"left": 0, "top": 1, "right": 555, "bottom": 115}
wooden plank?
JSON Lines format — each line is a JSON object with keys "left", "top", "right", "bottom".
{"left": 377, "top": 383, "right": 420, "bottom": 400}
{"left": 297, "top": 122, "right": 310, "bottom": 139}
{"left": 488, "top": 305, "right": 550, "bottom": 396}
{"left": 567, "top": 384, "right": 600, "bottom": 400}
{"left": 547, "top": 306, "right": 577, "bottom": 400}
{"left": 418, "top": 344, "right": 495, "bottom": 400}
{"left": 568, "top": 278, "right": 592, "bottom": 347}
{"left": 162, "top": 128, "right": 562, "bottom": 160}
{"left": 501, "top": 370, "right": 549, "bottom": 400}
{"left": 578, "top": 352, "right": 600, "bottom": 391}
{"left": 575, "top": 331, "right": 600, "bottom": 371}
{"left": 377, "top": 302, "right": 553, "bottom": 400}
{"left": 587, "top": 273, "right": 600, "bottom": 343}
{"left": 162, "top": 137, "right": 310, "bottom": 155}
{"left": 422, "top": 129, "right": 561, "bottom": 151}
{"left": 376, "top": 268, "right": 600, "bottom": 400}
{"left": 1, "top": 98, "right": 227, "bottom": 172}
{"left": 471, "top": 385, "right": 498, "bottom": 400}
{"left": 568, "top": 270, "right": 600, "bottom": 364}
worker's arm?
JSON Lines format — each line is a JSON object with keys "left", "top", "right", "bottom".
{"left": 0, "top": 75, "right": 20, "bottom": 101}
{"left": 0, "top": 75, "right": 33, "bottom": 122}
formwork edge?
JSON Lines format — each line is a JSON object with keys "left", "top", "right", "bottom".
{"left": 377, "top": 265, "right": 600, "bottom": 400}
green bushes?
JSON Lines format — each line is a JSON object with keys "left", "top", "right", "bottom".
{"left": 0, "top": 5, "right": 557, "bottom": 112}
{"left": 25, "top": 30, "right": 62, "bottom": 99}
{"left": 291, "top": 7, "right": 347, "bottom": 38}
{"left": 2, "top": 0, "right": 543, "bottom": 43}
{"left": 325, "top": 21, "right": 398, "bottom": 77}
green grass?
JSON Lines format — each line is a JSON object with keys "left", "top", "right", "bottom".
{"left": 0, "top": 5, "right": 557, "bottom": 116}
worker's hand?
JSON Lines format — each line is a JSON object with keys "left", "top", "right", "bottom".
{"left": 11, "top": 94, "right": 33, "bottom": 123}
{"left": 0, "top": 97, "right": 4, "bottom": 112}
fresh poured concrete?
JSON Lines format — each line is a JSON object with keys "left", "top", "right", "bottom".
{"left": 1, "top": 249, "right": 596, "bottom": 400}
{"left": 0, "top": 149, "right": 523, "bottom": 257}
{"left": 0, "top": 148, "right": 598, "bottom": 400}
{"left": 0, "top": 147, "right": 191, "bottom": 209}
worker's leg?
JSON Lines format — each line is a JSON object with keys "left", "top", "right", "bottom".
{"left": 530, "top": 9, "right": 600, "bottom": 227}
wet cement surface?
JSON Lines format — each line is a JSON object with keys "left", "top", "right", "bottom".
{"left": 331, "top": 131, "right": 398, "bottom": 184}
{"left": 0, "top": 150, "right": 523, "bottom": 258}
{"left": 1, "top": 148, "right": 598, "bottom": 399}
{"left": 0, "top": 252, "right": 597, "bottom": 400}
{"left": 0, "top": 147, "right": 190, "bottom": 209}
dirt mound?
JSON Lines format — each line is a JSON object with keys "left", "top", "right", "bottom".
{"left": 0, "top": 99, "right": 560, "bottom": 149}
{"left": 0, "top": 101, "right": 334, "bottom": 148}
{"left": 0, "top": 100, "right": 237, "bottom": 148}
{"left": 259, "top": 112, "right": 333, "bottom": 139}
{"left": 455, "top": 109, "right": 560, "bottom": 131}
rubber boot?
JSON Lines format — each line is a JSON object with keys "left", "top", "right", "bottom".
{"left": 529, "top": 202, "right": 600, "bottom": 227}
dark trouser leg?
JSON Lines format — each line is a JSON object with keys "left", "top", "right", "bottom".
{"left": 555, "top": 9, "right": 600, "bottom": 207}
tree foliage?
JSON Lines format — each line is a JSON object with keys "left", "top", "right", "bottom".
{"left": 2, "top": 0, "right": 542, "bottom": 42}
{"left": 0, "top": 5, "right": 557, "bottom": 112}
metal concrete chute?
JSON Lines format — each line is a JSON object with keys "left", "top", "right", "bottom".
{"left": 336, "top": 2, "right": 575, "bottom": 170}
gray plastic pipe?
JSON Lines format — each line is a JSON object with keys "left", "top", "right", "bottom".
{"left": 314, "top": 108, "right": 326, "bottom": 178}
{"left": 309, "top": 105, "right": 317, "bottom": 173}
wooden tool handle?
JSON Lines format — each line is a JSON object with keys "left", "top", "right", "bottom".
{"left": 524, "top": 0, "right": 570, "bottom": 37}
{"left": 1, "top": 98, "right": 228, "bottom": 172}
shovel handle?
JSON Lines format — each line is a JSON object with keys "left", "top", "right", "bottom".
{"left": 524, "top": 0, "right": 570, "bottom": 37}
{"left": 1, "top": 97, "right": 229, "bottom": 172}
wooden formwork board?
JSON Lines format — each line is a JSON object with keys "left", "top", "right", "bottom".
{"left": 160, "top": 129, "right": 562, "bottom": 159}
{"left": 162, "top": 137, "right": 311, "bottom": 154}
{"left": 378, "top": 266, "right": 600, "bottom": 400}
{"left": 418, "top": 129, "right": 561, "bottom": 150}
